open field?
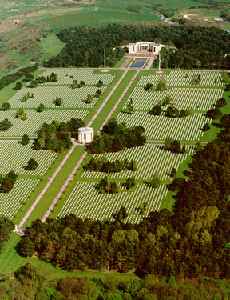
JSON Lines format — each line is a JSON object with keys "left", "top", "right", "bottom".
{"left": 55, "top": 69, "right": 226, "bottom": 223}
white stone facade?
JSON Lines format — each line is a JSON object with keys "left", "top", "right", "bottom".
{"left": 78, "top": 127, "right": 94, "bottom": 144}
{"left": 128, "top": 42, "right": 162, "bottom": 55}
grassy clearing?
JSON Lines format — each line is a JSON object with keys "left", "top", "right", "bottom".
{"left": 39, "top": 32, "right": 65, "bottom": 62}
{"left": 0, "top": 83, "right": 17, "bottom": 104}
{"left": 0, "top": 234, "right": 26, "bottom": 274}
{"left": 37, "top": 5, "right": 159, "bottom": 31}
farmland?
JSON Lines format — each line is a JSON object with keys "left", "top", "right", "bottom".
{"left": 54, "top": 69, "right": 225, "bottom": 223}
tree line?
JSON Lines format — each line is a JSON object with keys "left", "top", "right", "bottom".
{"left": 0, "top": 262, "right": 229, "bottom": 300}
{"left": 45, "top": 24, "right": 230, "bottom": 69}
{"left": 0, "top": 65, "right": 38, "bottom": 90}
{"left": 84, "top": 157, "right": 137, "bottom": 173}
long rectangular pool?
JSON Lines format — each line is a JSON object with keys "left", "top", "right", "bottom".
{"left": 129, "top": 58, "right": 147, "bottom": 68}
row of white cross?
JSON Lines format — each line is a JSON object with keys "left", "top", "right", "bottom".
{"left": 59, "top": 182, "right": 168, "bottom": 224}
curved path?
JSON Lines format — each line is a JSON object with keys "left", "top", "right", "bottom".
{"left": 16, "top": 69, "right": 128, "bottom": 232}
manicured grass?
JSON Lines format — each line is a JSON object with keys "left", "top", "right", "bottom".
{"left": 0, "top": 234, "right": 26, "bottom": 274}
{"left": 84, "top": 69, "right": 124, "bottom": 125}
{"left": 92, "top": 70, "right": 136, "bottom": 130}
{"left": 0, "top": 83, "right": 17, "bottom": 104}
{"left": 25, "top": 145, "right": 85, "bottom": 227}
{"left": 111, "top": 71, "right": 139, "bottom": 119}
{"left": 40, "top": 32, "right": 65, "bottom": 62}
{"left": 30, "top": 257, "right": 138, "bottom": 281}
{"left": 160, "top": 191, "right": 176, "bottom": 211}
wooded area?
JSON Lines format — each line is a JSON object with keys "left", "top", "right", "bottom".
{"left": 45, "top": 24, "right": 230, "bottom": 69}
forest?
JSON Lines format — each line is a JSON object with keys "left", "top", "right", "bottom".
{"left": 0, "top": 262, "right": 229, "bottom": 300}
{"left": 17, "top": 111, "right": 230, "bottom": 280}
{"left": 45, "top": 24, "right": 230, "bottom": 69}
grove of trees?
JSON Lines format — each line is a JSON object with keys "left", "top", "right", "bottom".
{"left": 45, "top": 24, "right": 230, "bottom": 69}
{"left": 33, "top": 118, "right": 84, "bottom": 152}
{"left": 84, "top": 158, "right": 137, "bottom": 173}
{"left": 87, "top": 119, "right": 146, "bottom": 153}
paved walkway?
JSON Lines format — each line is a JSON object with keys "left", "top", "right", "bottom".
{"left": 100, "top": 70, "right": 140, "bottom": 129}
{"left": 15, "top": 70, "right": 128, "bottom": 232}
{"left": 41, "top": 69, "right": 134, "bottom": 222}
{"left": 41, "top": 70, "right": 139, "bottom": 223}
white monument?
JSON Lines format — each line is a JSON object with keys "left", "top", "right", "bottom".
{"left": 78, "top": 127, "right": 94, "bottom": 144}
{"left": 128, "top": 42, "right": 163, "bottom": 56}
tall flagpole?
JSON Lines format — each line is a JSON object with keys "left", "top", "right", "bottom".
{"left": 158, "top": 50, "right": 161, "bottom": 71}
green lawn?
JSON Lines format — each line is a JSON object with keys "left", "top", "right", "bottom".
{"left": 92, "top": 70, "right": 136, "bottom": 130}
{"left": 0, "top": 234, "right": 26, "bottom": 274}
{"left": 0, "top": 84, "right": 17, "bottom": 104}
{"left": 40, "top": 32, "right": 65, "bottom": 62}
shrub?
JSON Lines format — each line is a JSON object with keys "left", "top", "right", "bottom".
{"left": 36, "top": 103, "right": 45, "bottom": 113}
{"left": 21, "top": 134, "right": 30, "bottom": 146}
{"left": 156, "top": 80, "right": 167, "bottom": 91}
{"left": 14, "top": 82, "right": 22, "bottom": 90}
{"left": 122, "top": 177, "right": 136, "bottom": 190}
{"left": 149, "top": 105, "right": 162, "bottom": 116}
{"left": 144, "top": 83, "right": 153, "bottom": 91}
{"left": 53, "top": 97, "right": 62, "bottom": 106}
{"left": 15, "top": 108, "right": 27, "bottom": 121}
{"left": 24, "top": 158, "right": 39, "bottom": 170}
{"left": 145, "top": 176, "right": 161, "bottom": 188}
{"left": 0, "top": 119, "right": 12, "bottom": 131}
{"left": 1, "top": 102, "right": 11, "bottom": 111}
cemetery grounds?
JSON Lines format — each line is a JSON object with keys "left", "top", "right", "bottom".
{"left": 0, "top": 67, "right": 228, "bottom": 274}
{"left": 0, "top": 67, "right": 124, "bottom": 224}
{"left": 51, "top": 69, "right": 226, "bottom": 223}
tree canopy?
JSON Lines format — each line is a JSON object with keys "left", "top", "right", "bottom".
{"left": 45, "top": 24, "right": 229, "bottom": 69}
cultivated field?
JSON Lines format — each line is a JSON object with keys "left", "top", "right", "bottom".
{"left": 58, "top": 69, "right": 225, "bottom": 223}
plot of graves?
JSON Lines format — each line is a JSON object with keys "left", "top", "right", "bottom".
{"left": 59, "top": 70, "right": 224, "bottom": 223}
{"left": 0, "top": 68, "right": 116, "bottom": 219}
